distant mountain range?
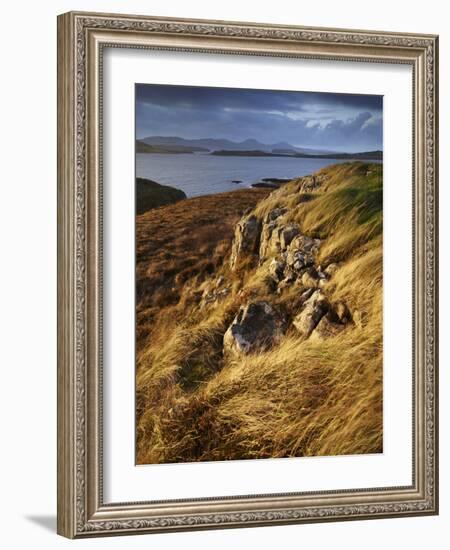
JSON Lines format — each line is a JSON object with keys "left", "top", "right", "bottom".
{"left": 211, "top": 149, "right": 383, "bottom": 160}
{"left": 138, "top": 135, "right": 339, "bottom": 155}
{"left": 136, "top": 140, "right": 208, "bottom": 154}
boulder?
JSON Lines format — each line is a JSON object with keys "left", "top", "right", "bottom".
{"left": 318, "top": 278, "right": 327, "bottom": 289}
{"left": 279, "top": 224, "right": 301, "bottom": 250}
{"left": 223, "top": 301, "right": 287, "bottom": 356}
{"left": 259, "top": 220, "right": 278, "bottom": 260}
{"left": 285, "top": 249, "right": 308, "bottom": 270}
{"left": 289, "top": 234, "right": 320, "bottom": 255}
{"left": 266, "top": 207, "right": 287, "bottom": 222}
{"left": 301, "top": 267, "right": 320, "bottom": 288}
{"left": 334, "top": 301, "right": 351, "bottom": 323}
{"left": 299, "top": 174, "right": 328, "bottom": 193}
{"left": 276, "top": 279, "right": 292, "bottom": 294}
{"left": 230, "top": 214, "right": 261, "bottom": 270}
{"left": 310, "top": 313, "right": 346, "bottom": 341}
{"left": 259, "top": 218, "right": 300, "bottom": 260}
{"left": 298, "top": 287, "right": 315, "bottom": 307}
{"left": 285, "top": 235, "right": 321, "bottom": 272}
{"left": 293, "top": 290, "right": 329, "bottom": 339}
{"left": 283, "top": 265, "right": 298, "bottom": 283}
{"left": 268, "top": 258, "right": 286, "bottom": 282}
{"left": 258, "top": 208, "right": 287, "bottom": 259}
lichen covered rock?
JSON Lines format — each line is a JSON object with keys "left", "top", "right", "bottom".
{"left": 293, "top": 290, "right": 329, "bottom": 339}
{"left": 230, "top": 214, "right": 261, "bottom": 270}
{"left": 223, "top": 301, "right": 287, "bottom": 356}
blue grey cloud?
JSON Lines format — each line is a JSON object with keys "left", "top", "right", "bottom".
{"left": 136, "top": 84, "right": 383, "bottom": 152}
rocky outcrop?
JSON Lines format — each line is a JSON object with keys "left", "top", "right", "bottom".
{"left": 298, "top": 174, "right": 328, "bottom": 193}
{"left": 310, "top": 313, "right": 346, "bottom": 341}
{"left": 268, "top": 258, "right": 286, "bottom": 282}
{"left": 293, "top": 290, "right": 329, "bottom": 339}
{"left": 260, "top": 221, "right": 299, "bottom": 257}
{"left": 136, "top": 178, "right": 187, "bottom": 215}
{"left": 263, "top": 229, "right": 323, "bottom": 291}
{"left": 223, "top": 170, "right": 354, "bottom": 348}
{"left": 223, "top": 302, "right": 287, "bottom": 356}
{"left": 286, "top": 235, "right": 320, "bottom": 269}
{"left": 259, "top": 208, "right": 289, "bottom": 259}
{"left": 293, "top": 290, "right": 351, "bottom": 341}
{"left": 300, "top": 267, "right": 321, "bottom": 288}
{"left": 230, "top": 214, "right": 261, "bottom": 270}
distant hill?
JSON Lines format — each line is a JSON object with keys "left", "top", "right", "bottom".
{"left": 136, "top": 178, "right": 186, "bottom": 214}
{"left": 318, "top": 150, "right": 383, "bottom": 160}
{"left": 272, "top": 148, "right": 298, "bottom": 155}
{"left": 211, "top": 149, "right": 289, "bottom": 157}
{"left": 211, "top": 149, "right": 383, "bottom": 161}
{"left": 139, "top": 135, "right": 337, "bottom": 155}
{"left": 136, "top": 140, "right": 208, "bottom": 154}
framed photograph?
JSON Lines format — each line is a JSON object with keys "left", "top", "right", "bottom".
{"left": 57, "top": 11, "right": 439, "bottom": 538}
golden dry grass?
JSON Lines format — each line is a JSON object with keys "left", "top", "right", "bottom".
{"left": 136, "top": 188, "right": 270, "bottom": 353}
{"left": 136, "top": 162, "right": 383, "bottom": 464}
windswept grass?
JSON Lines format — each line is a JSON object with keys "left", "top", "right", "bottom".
{"left": 136, "top": 162, "right": 383, "bottom": 464}
{"left": 136, "top": 187, "right": 269, "bottom": 353}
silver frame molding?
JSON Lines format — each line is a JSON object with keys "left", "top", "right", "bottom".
{"left": 57, "top": 11, "right": 439, "bottom": 539}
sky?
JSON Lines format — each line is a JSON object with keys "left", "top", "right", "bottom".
{"left": 136, "top": 84, "right": 383, "bottom": 152}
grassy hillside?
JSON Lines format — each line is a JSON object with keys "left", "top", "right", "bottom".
{"left": 136, "top": 162, "right": 383, "bottom": 464}
{"left": 136, "top": 177, "right": 187, "bottom": 215}
{"left": 136, "top": 187, "right": 270, "bottom": 352}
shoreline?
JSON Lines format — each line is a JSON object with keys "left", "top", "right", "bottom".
{"left": 136, "top": 160, "right": 381, "bottom": 203}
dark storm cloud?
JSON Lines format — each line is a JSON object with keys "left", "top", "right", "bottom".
{"left": 136, "top": 84, "right": 383, "bottom": 152}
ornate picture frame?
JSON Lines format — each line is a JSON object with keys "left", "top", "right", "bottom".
{"left": 57, "top": 11, "right": 438, "bottom": 538}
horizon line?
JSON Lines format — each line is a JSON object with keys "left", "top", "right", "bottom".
{"left": 136, "top": 134, "right": 383, "bottom": 154}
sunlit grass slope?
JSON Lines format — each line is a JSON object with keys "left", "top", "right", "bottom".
{"left": 136, "top": 162, "right": 383, "bottom": 464}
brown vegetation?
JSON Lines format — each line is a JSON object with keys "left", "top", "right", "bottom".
{"left": 136, "top": 188, "right": 270, "bottom": 353}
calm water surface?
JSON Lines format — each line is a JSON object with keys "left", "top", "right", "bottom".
{"left": 136, "top": 152, "right": 368, "bottom": 198}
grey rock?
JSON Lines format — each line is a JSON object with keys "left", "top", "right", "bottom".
{"left": 285, "top": 235, "right": 320, "bottom": 271}
{"left": 310, "top": 313, "right": 346, "bottom": 341}
{"left": 298, "top": 288, "right": 316, "bottom": 307}
{"left": 318, "top": 278, "right": 327, "bottom": 289}
{"left": 334, "top": 301, "right": 351, "bottom": 323}
{"left": 259, "top": 213, "right": 300, "bottom": 261}
{"left": 298, "top": 174, "right": 328, "bottom": 193}
{"left": 266, "top": 207, "right": 287, "bottom": 222}
{"left": 230, "top": 214, "right": 261, "bottom": 270}
{"left": 293, "top": 290, "right": 329, "bottom": 339}
{"left": 301, "top": 267, "right": 320, "bottom": 288}
{"left": 223, "top": 301, "right": 287, "bottom": 356}
{"left": 268, "top": 258, "right": 286, "bottom": 282}
{"left": 259, "top": 220, "right": 278, "bottom": 260}
{"left": 279, "top": 224, "right": 301, "bottom": 250}
{"left": 284, "top": 265, "right": 299, "bottom": 282}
